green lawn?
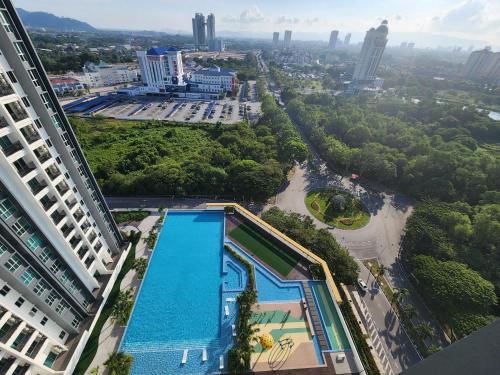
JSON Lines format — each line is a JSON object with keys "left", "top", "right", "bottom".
{"left": 229, "top": 223, "right": 300, "bottom": 276}
{"left": 305, "top": 189, "right": 370, "bottom": 230}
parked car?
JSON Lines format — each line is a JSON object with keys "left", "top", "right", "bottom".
{"left": 357, "top": 278, "right": 368, "bottom": 292}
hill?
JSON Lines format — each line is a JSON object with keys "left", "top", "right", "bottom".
{"left": 16, "top": 8, "right": 96, "bottom": 32}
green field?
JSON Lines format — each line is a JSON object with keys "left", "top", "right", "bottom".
{"left": 305, "top": 189, "right": 370, "bottom": 230}
{"left": 229, "top": 223, "right": 300, "bottom": 276}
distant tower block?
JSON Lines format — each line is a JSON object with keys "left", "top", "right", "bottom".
{"left": 329, "top": 30, "right": 339, "bottom": 50}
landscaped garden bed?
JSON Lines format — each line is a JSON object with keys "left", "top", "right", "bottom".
{"left": 305, "top": 188, "right": 370, "bottom": 230}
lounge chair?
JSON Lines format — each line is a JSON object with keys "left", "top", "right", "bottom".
{"left": 232, "top": 324, "right": 236, "bottom": 337}
{"left": 225, "top": 305, "right": 229, "bottom": 317}
{"left": 181, "top": 349, "right": 188, "bottom": 364}
{"left": 219, "top": 355, "right": 224, "bottom": 370}
{"left": 202, "top": 348, "right": 207, "bottom": 362}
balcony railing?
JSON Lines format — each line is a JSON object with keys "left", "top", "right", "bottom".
{"left": 46, "top": 167, "right": 61, "bottom": 181}
{"left": 66, "top": 200, "right": 77, "bottom": 210}
{"left": 88, "top": 233, "right": 97, "bottom": 244}
{"left": 36, "top": 151, "right": 51, "bottom": 164}
{"left": 0, "top": 117, "right": 8, "bottom": 128}
{"left": 30, "top": 181, "right": 47, "bottom": 195}
{"left": 70, "top": 237, "right": 81, "bottom": 249}
{"left": 1, "top": 141, "right": 22, "bottom": 156}
{"left": 62, "top": 226, "right": 74, "bottom": 238}
{"left": 22, "top": 131, "right": 41, "bottom": 144}
{"left": 50, "top": 211, "right": 65, "bottom": 225}
{"left": 56, "top": 184, "right": 69, "bottom": 196}
{"left": 0, "top": 82, "right": 14, "bottom": 97}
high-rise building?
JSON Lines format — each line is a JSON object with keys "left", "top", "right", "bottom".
{"left": 0, "top": 2, "right": 126, "bottom": 373}
{"left": 206, "top": 13, "right": 216, "bottom": 51}
{"left": 137, "top": 47, "right": 185, "bottom": 91}
{"left": 192, "top": 13, "right": 206, "bottom": 48}
{"left": 344, "top": 33, "right": 351, "bottom": 47}
{"left": 462, "top": 48, "right": 500, "bottom": 80}
{"left": 284, "top": 30, "right": 292, "bottom": 49}
{"left": 272, "top": 32, "right": 279, "bottom": 47}
{"left": 328, "top": 30, "right": 339, "bottom": 50}
{"left": 352, "top": 20, "right": 389, "bottom": 81}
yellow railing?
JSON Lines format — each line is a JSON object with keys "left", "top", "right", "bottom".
{"left": 207, "top": 203, "right": 342, "bottom": 303}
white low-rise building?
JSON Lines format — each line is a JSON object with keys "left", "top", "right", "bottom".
{"left": 82, "top": 61, "right": 139, "bottom": 88}
{"left": 189, "top": 66, "right": 237, "bottom": 94}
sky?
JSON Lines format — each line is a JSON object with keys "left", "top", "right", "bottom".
{"left": 12, "top": 0, "right": 500, "bottom": 48}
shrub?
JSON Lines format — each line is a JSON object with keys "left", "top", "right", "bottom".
{"left": 112, "top": 210, "right": 150, "bottom": 224}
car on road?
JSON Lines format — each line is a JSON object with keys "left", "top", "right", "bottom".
{"left": 357, "top": 278, "right": 368, "bottom": 292}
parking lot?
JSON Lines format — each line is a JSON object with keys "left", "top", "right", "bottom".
{"left": 71, "top": 81, "right": 261, "bottom": 125}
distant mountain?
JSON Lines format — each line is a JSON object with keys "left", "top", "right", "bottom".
{"left": 16, "top": 8, "right": 96, "bottom": 32}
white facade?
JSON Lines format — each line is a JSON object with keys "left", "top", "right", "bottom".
{"left": 352, "top": 20, "right": 388, "bottom": 81}
{"left": 284, "top": 30, "right": 292, "bottom": 49}
{"left": 136, "top": 47, "right": 185, "bottom": 92}
{"left": 190, "top": 66, "right": 236, "bottom": 93}
{"left": 0, "top": 2, "right": 125, "bottom": 374}
{"left": 82, "top": 62, "right": 139, "bottom": 88}
{"left": 328, "top": 30, "right": 339, "bottom": 50}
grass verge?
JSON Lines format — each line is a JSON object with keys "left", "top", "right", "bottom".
{"left": 73, "top": 234, "right": 140, "bottom": 375}
{"left": 305, "top": 188, "right": 370, "bottom": 230}
{"left": 229, "top": 223, "right": 299, "bottom": 276}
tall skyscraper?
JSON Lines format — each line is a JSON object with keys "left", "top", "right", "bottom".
{"left": 272, "top": 32, "right": 279, "bottom": 47}
{"left": 328, "top": 30, "right": 339, "bottom": 50}
{"left": 352, "top": 20, "right": 389, "bottom": 81}
{"left": 344, "top": 33, "right": 351, "bottom": 47}
{"left": 0, "top": 1, "right": 125, "bottom": 374}
{"left": 192, "top": 13, "right": 206, "bottom": 48}
{"left": 206, "top": 13, "right": 216, "bottom": 51}
{"left": 284, "top": 30, "right": 292, "bottom": 49}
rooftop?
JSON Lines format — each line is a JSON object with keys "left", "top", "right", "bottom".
{"left": 146, "top": 46, "right": 180, "bottom": 55}
{"left": 193, "top": 65, "right": 236, "bottom": 77}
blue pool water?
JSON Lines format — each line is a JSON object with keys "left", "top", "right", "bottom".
{"left": 121, "top": 211, "right": 234, "bottom": 375}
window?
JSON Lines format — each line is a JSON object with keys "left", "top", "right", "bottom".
{"left": 59, "top": 270, "right": 70, "bottom": 285}
{"left": 14, "top": 297, "right": 24, "bottom": 307}
{"left": 0, "top": 285, "right": 10, "bottom": 296}
{"left": 33, "top": 280, "right": 50, "bottom": 296}
{"left": 56, "top": 157, "right": 62, "bottom": 164}
{"left": 45, "top": 291, "right": 59, "bottom": 306}
{"left": 58, "top": 330, "right": 65, "bottom": 339}
{"left": 5, "top": 254, "right": 24, "bottom": 273}
{"left": 12, "top": 217, "right": 30, "bottom": 236}
{"left": 6, "top": 71, "right": 17, "bottom": 83}
{"left": 0, "top": 198, "right": 16, "bottom": 220}
{"left": 51, "top": 114, "right": 61, "bottom": 129}
{"left": 46, "top": 139, "right": 52, "bottom": 148}
{"left": 26, "top": 233, "right": 43, "bottom": 251}
{"left": 68, "top": 280, "right": 79, "bottom": 294}
{"left": 20, "top": 268, "right": 37, "bottom": 285}
{"left": 40, "top": 93, "right": 53, "bottom": 111}
{"left": 55, "top": 300, "right": 69, "bottom": 315}
{"left": 0, "top": 242, "right": 7, "bottom": 257}
{"left": 40, "top": 316, "right": 48, "bottom": 326}
{"left": 29, "top": 307, "right": 37, "bottom": 317}
{"left": 71, "top": 316, "right": 81, "bottom": 328}
{"left": 38, "top": 247, "right": 54, "bottom": 263}
{"left": 28, "top": 69, "right": 40, "bottom": 87}
{"left": 44, "top": 351, "right": 58, "bottom": 368}
{"left": 49, "top": 259, "right": 62, "bottom": 274}
{"left": 34, "top": 118, "right": 42, "bottom": 129}
{"left": 21, "top": 97, "right": 30, "bottom": 107}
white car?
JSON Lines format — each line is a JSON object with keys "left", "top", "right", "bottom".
{"left": 357, "top": 278, "right": 368, "bottom": 291}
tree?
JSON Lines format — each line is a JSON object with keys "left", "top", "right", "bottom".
{"left": 391, "top": 288, "right": 409, "bottom": 306}
{"left": 89, "top": 366, "right": 100, "bottom": 375}
{"left": 104, "top": 352, "right": 133, "bottom": 375}
{"left": 417, "top": 321, "right": 434, "bottom": 340}
{"left": 377, "top": 264, "right": 387, "bottom": 281}
{"left": 330, "top": 194, "right": 347, "bottom": 210}
{"left": 111, "top": 289, "right": 134, "bottom": 326}
{"left": 402, "top": 304, "right": 416, "bottom": 320}
{"left": 132, "top": 258, "right": 148, "bottom": 279}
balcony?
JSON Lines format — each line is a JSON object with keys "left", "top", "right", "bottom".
{"left": 70, "top": 236, "right": 81, "bottom": 249}
{"left": 77, "top": 246, "right": 88, "bottom": 260}
{"left": 1, "top": 140, "right": 22, "bottom": 156}
{"left": 15, "top": 161, "right": 36, "bottom": 177}
{"left": 50, "top": 210, "right": 65, "bottom": 225}
{"left": 0, "top": 75, "right": 14, "bottom": 97}
{"left": 45, "top": 165, "right": 61, "bottom": 181}
{"left": 61, "top": 225, "right": 74, "bottom": 238}
{"left": 94, "top": 241, "right": 102, "bottom": 252}
{"left": 56, "top": 182, "right": 70, "bottom": 196}
{"left": 28, "top": 179, "right": 47, "bottom": 195}
{"left": 40, "top": 195, "right": 57, "bottom": 211}
{"left": 66, "top": 199, "right": 77, "bottom": 210}
{"left": 84, "top": 255, "right": 95, "bottom": 268}
{"left": 0, "top": 117, "right": 8, "bottom": 129}
{"left": 5, "top": 101, "right": 28, "bottom": 122}
{"left": 35, "top": 150, "right": 51, "bottom": 164}
{"left": 21, "top": 126, "right": 41, "bottom": 144}
{"left": 73, "top": 209, "right": 84, "bottom": 222}
{"left": 88, "top": 232, "right": 97, "bottom": 244}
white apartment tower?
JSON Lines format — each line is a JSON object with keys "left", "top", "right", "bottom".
{"left": 328, "top": 30, "right": 339, "bottom": 50}
{"left": 192, "top": 13, "right": 206, "bottom": 48}
{"left": 352, "top": 20, "right": 388, "bottom": 81}
{"left": 136, "top": 47, "right": 185, "bottom": 92}
{"left": 272, "top": 32, "right": 279, "bottom": 47}
{"left": 0, "top": 2, "right": 126, "bottom": 374}
{"left": 462, "top": 48, "right": 500, "bottom": 80}
{"left": 284, "top": 30, "right": 292, "bottom": 49}
{"left": 344, "top": 33, "right": 351, "bottom": 47}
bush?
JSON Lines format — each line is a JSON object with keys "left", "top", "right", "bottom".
{"left": 112, "top": 210, "right": 150, "bottom": 224}
{"left": 132, "top": 258, "right": 148, "bottom": 279}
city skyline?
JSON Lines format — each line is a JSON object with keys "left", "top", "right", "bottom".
{"left": 11, "top": 0, "right": 500, "bottom": 48}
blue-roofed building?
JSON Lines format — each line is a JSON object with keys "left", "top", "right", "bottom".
{"left": 136, "top": 46, "right": 185, "bottom": 93}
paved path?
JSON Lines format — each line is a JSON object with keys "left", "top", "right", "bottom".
{"left": 85, "top": 215, "right": 159, "bottom": 374}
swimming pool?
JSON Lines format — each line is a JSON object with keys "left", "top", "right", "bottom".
{"left": 121, "top": 211, "right": 235, "bottom": 374}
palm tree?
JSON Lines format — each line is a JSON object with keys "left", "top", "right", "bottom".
{"left": 417, "top": 321, "right": 434, "bottom": 340}
{"left": 132, "top": 258, "right": 148, "bottom": 279}
{"left": 111, "top": 288, "right": 134, "bottom": 326}
{"left": 104, "top": 352, "right": 133, "bottom": 375}
{"left": 402, "top": 304, "right": 416, "bottom": 321}
{"left": 377, "top": 264, "right": 387, "bottom": 280}
{"left": 89, "top": 366, "right": 99, "bottom": 375}
{"left": 391, "top": 288, "right": 409, "bottom": 306}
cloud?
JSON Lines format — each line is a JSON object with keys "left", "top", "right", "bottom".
{"left": 239, "top": 5, "right": 266, "bottom": 23}
{"left": 395, "top": 15, "right": 402, "bottom": 21}
{"left": 305, "top": 17, "right": 319, "bottom": 26}
{"left": 431, "top": 0, "right": 500, "bottom": 34}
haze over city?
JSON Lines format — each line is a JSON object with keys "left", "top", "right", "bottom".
{"left": 12, "top": 0, "right": 500, "bottom": 48}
